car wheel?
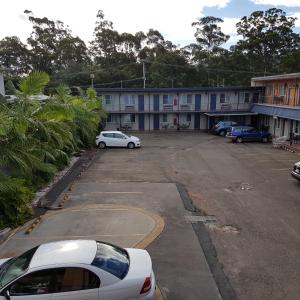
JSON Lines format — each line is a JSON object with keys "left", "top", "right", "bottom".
{"left": 98, "top": 142, "right": 106, "bottom": 149}
{"left": 236, "top": 137, "right": 243, "bottom": 143}
{"left": 262, "top": 137, "right": 268, "bottom": 143}
{"left": 127, "top": 142, "right": 135, "bottom": 149}
{"left": 219, "top": 130, "right": 226, "bottom": 137}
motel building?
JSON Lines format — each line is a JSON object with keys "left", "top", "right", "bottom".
{"left": 251, "top": 73, "right": 300, "bottom": 137}
{"left": 97, "top": 87, "right": 261, "bottom": 131}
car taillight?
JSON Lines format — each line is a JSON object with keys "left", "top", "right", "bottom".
{"left": 140, "top": 276, "right": 151, "bottom": 294}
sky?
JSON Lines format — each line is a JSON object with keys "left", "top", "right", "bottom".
{"left": 1, "top": 0, "right": 300, "bottom": 48}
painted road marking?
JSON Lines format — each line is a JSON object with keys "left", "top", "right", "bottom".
{"left": 68, "top": 191, "right": 144, "bottom": 195}
{"left": 271, "top": 168, "right": 290, "bottom": 171}
{"left": 13, "top": 234, "right": 147, "bottom": 240}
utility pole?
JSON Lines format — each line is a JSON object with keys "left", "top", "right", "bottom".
{"left": 121, "top": 80, "right": 123, "bottom": 88}
{"left": 171, "top": 79, "right": 174, "bottom": 88}
{"left": 142, "top": 61, "right": 146, "bottom": 88}
{"left": 90, "top": 73, "right": 95, "bottom": 88}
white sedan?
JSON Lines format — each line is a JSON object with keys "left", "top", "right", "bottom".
{"left": 96, "top": 131, "right": 141, "bottom": 149}
{"left": 0, "top": 240, "right": 155, "bottom": 300}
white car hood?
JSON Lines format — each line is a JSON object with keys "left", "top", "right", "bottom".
{"left": 295, "top": 161, "right": 300, "bottom": 167}
{"left": 130, "top": 136, "right": 140, "bottom": 141}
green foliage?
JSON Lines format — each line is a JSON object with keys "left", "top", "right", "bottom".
{"left": 5, "top": 80, "right": 17, "bottom": 95}
{"left": 0, "top": 7, "right": 299, "bottom": 87}
{"left": 19, "top": 71, "right": 50, "bottom": 96}
{"left": 0, "top": 73, "right": 105, "bottom": 229}
{"left": 0, "top": 176, "right": 33, "bottom": 228}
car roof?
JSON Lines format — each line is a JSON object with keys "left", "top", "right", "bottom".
{"left": 29, "top": 240, "right": 97, "bottom": 269}
{"left": 101, "top": 131, "right": 123, "bottom": 134}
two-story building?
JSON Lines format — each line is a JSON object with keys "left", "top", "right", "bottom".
{"left": 97, "top": 87, "right": 260, "bottom": 131}
{"left": 251, "top": 73, "right": 300, "bottom": 137}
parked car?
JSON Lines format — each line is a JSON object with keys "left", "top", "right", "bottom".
{"left": 211, "top": 121, "right": 239, "bottom": 136}
{"left": 226, "top": 126, "right": 271, "bottom": 143}
{"left": 291, "top": 161, "right": 300, "bottom": 181}
{"left": 96, "top": 131, "right": 141, "bottom": 149}
{"left": 0, "top": 240, "right": 156, "bottom": 300}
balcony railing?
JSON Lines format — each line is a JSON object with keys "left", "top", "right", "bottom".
{"left": 180, "top": 104, "right": 192, "bottom": 111}
{"left": 125, "top": 105, "right": 136, "bottom": 112}
{"left": 220, "top": 104, "right": 232, "bottom": 111}
{"left": 163, "top": 105, "right": 173, "bottom": 112}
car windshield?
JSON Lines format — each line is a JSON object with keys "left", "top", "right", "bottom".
{"left": 91, "top": 242, "right": 129, "bottom": 279}
{"left": 122, "top": 133, "right": 129, "bottom": 139}
{"left": 0, "top": 246, "right": 38, "bottom": 288}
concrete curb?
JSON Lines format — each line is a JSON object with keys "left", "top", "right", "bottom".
{"left": 0, "top": 204, "right": 165, "bottom": 299}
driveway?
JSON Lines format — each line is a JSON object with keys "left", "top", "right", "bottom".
{"left": 67, "top": 132, "right": 299, "bottom": 300}
{"left": 1, "top": 132, "right": 299, "bottom": 300}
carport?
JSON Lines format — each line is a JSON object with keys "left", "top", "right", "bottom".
{"left": 204, "top": 112, "right": 258, "bottom": 129}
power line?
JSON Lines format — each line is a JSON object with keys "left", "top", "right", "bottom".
{"left": 53, "top": 62, "right": 139, "bottom": 78}
{"left": 52, "top": 61, "right": 271, "bottom": 80}
{"left": 71, "top": 76, "right": 144, "bottom": 88}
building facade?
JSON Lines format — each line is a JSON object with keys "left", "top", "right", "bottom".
{"left": 251, "top": 73, "right": 300, "bottom": 137}
{"left": 97, "top": 87, "right": 260, "bottom": 131}
{"left": 0, "top": 72, "right": 5, "bottom": 96}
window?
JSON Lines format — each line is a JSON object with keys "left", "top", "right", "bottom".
{"left": 163, "top": 114, "right": 167, "bottom": 122}
{"left": 276, "top": 118, "right": 281, "bottom": 129}
{"left": 124, "top": 114, "right": 135, "bottom": 123}
{"left": 114, "top": 133, "right": 126, "bottom": 139}
{"left": 92, "top": 242, "right": 129, "bottom": 280}
{"left": 187, "top": 113, "right": 191, "bottom": 122}
{"left": 10, "top": 269, "right": 52, "bottom": 296}
{"left": 124, "top": 95, "right": 135, "bottom": 105}
{"left": 0, "top": 246, "right": 38, "bottom": 288}
{"left": 53, "top": 268, "right": 99, "bottom": 293}
{"left": 266, "top": 86, "right": 272, "bottom": 96}
{"left": 187, "top": 94, "right": 192, "bottom": 104}
{"left": 280, "top": 85, "right": 285, "bottom": 96}
{"left": 102, "top": 133, "right": 114, "bottom": 138}
{"left": 105, "top": 95, "right": 112, "bottom": 105}
{"left": 163, "top": 95, "right": 172, "bottom": 105}
{"left": 107, "top": 115, "right": 118, "bottom": 123}
{"left": 220, "top": 93, "right": 226, "bottom": 103}
{"left": 244, "top": 93, "right": 250, "bottom": 103}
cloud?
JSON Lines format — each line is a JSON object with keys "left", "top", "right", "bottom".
{"left": 289, "top": 12, "right": 300, "bottom": 27}
{"left": 0, "top": 0, "right": 231, "bottom": 46}
{"left": 251, "top": 0, "right": 300, "bottom": 7}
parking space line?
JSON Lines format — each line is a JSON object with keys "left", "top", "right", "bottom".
{"left": 13, "top": 234, "right": 146, "bottom": 240}
{"left": 89, "top": 191, "right": 144, "bottom": 194}
{"left": 271, "top": 168, "right": 290, "bottom": 171}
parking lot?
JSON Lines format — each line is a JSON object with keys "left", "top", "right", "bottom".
{"left": 88, "top": 132, "right": 300, "bottom": 300}
{"left": 1, "top": 132, "right": 299, "bottom": 300}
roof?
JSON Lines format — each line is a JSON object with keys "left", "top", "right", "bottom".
{"left": 29, "top": 240, "right": 97, "bottom": 269}
{"left": 252, "top": 73, "right": 300, "bottom": 82}
{"left": 251, "top": 104, "right": 300, "bottom": 121}
{"left": 95, "top": 86, "right": 260, "bottom": 94}
{"left": 204, "top": 112, "right": 257, "bottom": 117}
{"left": 101, "top": 130, "right": 122, "bottom": 134}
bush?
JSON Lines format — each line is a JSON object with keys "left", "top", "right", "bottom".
{"left": 0, "top": 177, "right": 33, "bottom": 228}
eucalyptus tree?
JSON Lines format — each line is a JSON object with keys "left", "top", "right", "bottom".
{"left": 236, "top": 8, "right": 300, "bottom": 74}
{"left": 0, "top": 36, "right": 31, "bottom": 78}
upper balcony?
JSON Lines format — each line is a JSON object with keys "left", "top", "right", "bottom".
{"left": 255, "top": 95, "right": 300, "bottom": 107}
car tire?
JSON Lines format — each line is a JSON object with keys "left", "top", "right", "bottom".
{"left": 262, "top": 137, "right": 268, "bottom": 143}
{"left": 236, "top": 137, "right": 243, "bottom": 143}
{"left": 98, "top": 142, "right": 106, "bottom": 149}
{"left": 219, "top": 130, "right": 226, "bottom": 137}
{"left": 127, "top": 142, "right": 135, "bottom": 149}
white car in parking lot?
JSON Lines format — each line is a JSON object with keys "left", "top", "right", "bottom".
{"left": 291, "top": 161, "right": 300, "bottom": 182}
{"left": 0, "top": 240, "right": 156, "bottom": 300}
{"left": 96, "top": 131, "right": 141, "bottom": 149}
